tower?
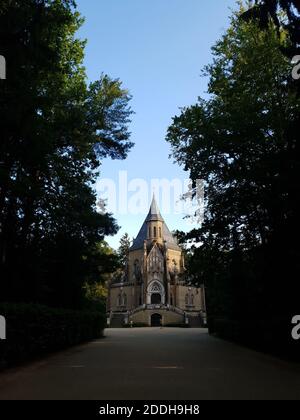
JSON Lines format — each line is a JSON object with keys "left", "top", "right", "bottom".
{"left": 129, "top": 194, "right": 183, "bottom": 309}
{"left": 146, "top": 195, "right": 164, "bottom": 246}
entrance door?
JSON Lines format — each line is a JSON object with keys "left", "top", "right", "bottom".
{"left": 151, "top": 293, "right": 162, "bottom": 305}
{"left": 151, "top": 313, "right": 162, "bottom": 327}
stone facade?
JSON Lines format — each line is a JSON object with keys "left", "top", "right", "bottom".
{"left": 107, "top": 197, "right": 206, "bottom": 327}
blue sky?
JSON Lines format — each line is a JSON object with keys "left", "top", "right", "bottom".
{"left": 76, "top": 0, "right": 237, "bottom": 249}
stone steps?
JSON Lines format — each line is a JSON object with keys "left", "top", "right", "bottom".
{"left": 110, "top": 314, "right": 126, "bottom": 328}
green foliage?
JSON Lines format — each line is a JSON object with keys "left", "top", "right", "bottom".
{"left": 0, "top": 303, "right": 106, "bottom": 366}
{"left": 83, "top": 279, "right": 108, "bottom": 313}
{"left": 84, "top": 241, "right": 121, "bottom": 286}
{"left": 118, "top": 233, "right": 131, "bottom": 268}
{"left": 210, "top": 317, "right": 299, "bottom": 360}
{"left": 168, "top": 14, "right": 297, "bottom": 253}
{"left": 83, "top": 241, "right": 120, "bottom": 312}
{"left": 242, "top": 0, "right": 300, "bottom": 57}
{"left": 0, "top": 1, "right": 133, "bottom": 309}
{"left": 167, "top": 5, "right": 300, "bottom": 355}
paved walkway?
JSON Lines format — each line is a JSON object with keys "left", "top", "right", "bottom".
{"left": 0, "top": 328, "right": 300, "bottom": 400}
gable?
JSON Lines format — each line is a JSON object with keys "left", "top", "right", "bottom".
{"left": 147, "top": 244, "right": 164, "bottom": 273}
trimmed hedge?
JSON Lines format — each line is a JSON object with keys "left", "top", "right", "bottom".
{"left": 209, "top": 317, "right": 300, "bottom": 360}
{"left": 0, "top": 303, "right": 106, "bottom": 367}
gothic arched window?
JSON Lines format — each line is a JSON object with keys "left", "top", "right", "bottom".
{"left": 150, "top": 282, "right": 162, "bottom": 293}
{"left": 134, "top": 260, "right": 140, "bottom": 277}
{"left": 185, "top": 293, "right": 195, "bottom": 307}
{"left": 154, "top": 227, "right": 157, "bottom": 238}
{"left": 159, "top": 227, "right": 162, "bottom": 238}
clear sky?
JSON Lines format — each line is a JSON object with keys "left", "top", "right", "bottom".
{"left": 76, "top": 0, "right": 238, "bottom": 249}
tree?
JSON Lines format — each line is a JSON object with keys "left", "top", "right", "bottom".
{"left": 166, "top": 5, "right": 300, "bottom": 325}
{"left": 84, "top": 241, "right": 120, "bottom": 312}
{"left": 0, "top": 0, "right": 133, "bottom": 309}
{"left": 242, "top": 0, "right": 300, "bottom": 57}
{"left": 118, "top": 233, "right": 131, "bottom": 268}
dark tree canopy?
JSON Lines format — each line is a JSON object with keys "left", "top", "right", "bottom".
{"left": 0, "top": 0, "right": 133, "bottom": 309}
{"left": 118, "top": 233, "right": 132, "bottom": 268}
{"left": 167, "top": 6, "right": 300, "bottom": 332}
{"left": 242, "top": 0, "right": 300, "bottom": 56}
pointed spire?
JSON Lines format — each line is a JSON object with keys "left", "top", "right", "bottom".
{"left": 146, "top": 194, "right": 163, "bottom": 222}
{"left": 130, "top": 194, "right": 181, "bottom": 251}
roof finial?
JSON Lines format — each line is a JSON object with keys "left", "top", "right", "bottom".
{"left": 152, "top": 187, "right": 157, "bottom": 201}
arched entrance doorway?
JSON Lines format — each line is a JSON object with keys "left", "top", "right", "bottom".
{"left": 147, "top": 281, "right": 165, "bottom": 305}
{"left": 151, "top": 293, "right": 162, "bottom": 305}
{"left": 151, "top": 313, "right": 162, "bottom": 327}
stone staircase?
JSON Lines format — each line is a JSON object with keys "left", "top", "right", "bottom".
{"left": 109, "top": 313, "right": 126, "bottom": 328}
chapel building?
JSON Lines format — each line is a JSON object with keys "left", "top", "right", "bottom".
{"left": 107, "top": 196, "right": 206, "bottom": 327}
